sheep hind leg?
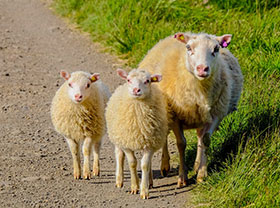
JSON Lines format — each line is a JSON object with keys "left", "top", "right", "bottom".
{"left": 140, "top": 149, "right": 154, "bottom": 199}
{"left": 82, "top": 137, "right": 93, "bottom": 179}
{"left": 66, "top": 138, "right": 81, "bottom": 179}
{"left": 115, "top": 146, "right": 125, "bottom": 188}
{"left": 173, "top": 121, "right": 188, "bottom": 188}
{"left": 123, "top": 149, "right": 139, "bottom": 194}
{"left": 160, "top": 140, "right": 170, "bottom": 177}
{"left": 92, "top": 141, "right": 101, "bottom": 176}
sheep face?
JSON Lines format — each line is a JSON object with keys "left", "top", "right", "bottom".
{"left": 60, "top": 71, "right": 100, "bottom": 104}
{"left": 174, "top": 33, "right": 232, "bottom": 80}
{"left": 117, "top": 68, "right": 162, "bottom": 99}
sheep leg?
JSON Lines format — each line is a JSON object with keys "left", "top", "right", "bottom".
{"left": 115, "top": 146, "right": 125, "bottom": 188}
{"left": 160, "top": 140, "right": 170, "bottom": 177}
{"left": 140, "top": 149, "right": 154, "bottom": 199}
{"left": 149, "top": 162, "right": 153, "bottom": 189}
{"left": 123, "top": 149, "right": 139, "bottom": 194}
{"left": 66, "top": 138, "right": 81, "bottom": 179}
{"left": 82, "top": 137, "right": 93, "bottom": 179}
{"left": 173, "top": 121, "right": 188, "bottom": 188}
{"left": 92, "top": 141, "right": 101, "bottom": 176}
{"left": 195, "top": 117, "right": 219, "bottom": 182}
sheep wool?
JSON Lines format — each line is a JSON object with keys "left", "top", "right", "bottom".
{"left": 106, "top": 82, "right": 168, "bottom": 151}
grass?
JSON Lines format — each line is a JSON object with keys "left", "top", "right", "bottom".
{"left": 53, "top": 0, "right": 280, "bottom": 207}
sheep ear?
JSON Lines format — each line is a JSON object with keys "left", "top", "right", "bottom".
{"left": 90, "top": 73, "right": 100, "bottom": 82}
{"left": 216, "top": 34, "right": 232, "bottom": 48}
{"left": 151, "top": 74, "right": 162, "bottom": 83}
{"left": 174, "top": 32, "right": 190, "bottom": 44}
{"left": 116, "top": 68, "right": 128, "bottom": 80}
{"left": 60, "top": 70, "right": 71, "bottom": 80}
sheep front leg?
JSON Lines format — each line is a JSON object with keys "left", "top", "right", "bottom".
{"left": 66, "top": 138, "right": 81, "bottom": 179}
{"left": 115, "top": 146, "right": 125, "bottom": 188}
{"left": 195, "top": 117, "right": 219, "bottom": 182}
{"left": 123, "top": 149, "right": 139, "bottom": 194}
{"left": 92, "top": 141, "right": 101, "bottom": 176}
{"left": 172, "top": 120, "right": 188, "bottom": 187}
{"left": 140, "top": 149, "right": 154, "bottom": 199}
{"left": 160, "top": 140, "right": 170, "bottom": 177}
{"left": 82, "top": 137, "right": 93, "bottom": 179}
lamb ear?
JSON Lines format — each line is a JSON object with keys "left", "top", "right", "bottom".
{"left": 60, "top": 70, "right": 71, "bottom": 80}
{"left": 151, "top": 74, "right": 162, "bottom": 82}
{"left": 216, "top": 34, "right": 232, "bottom": 48}
{"left": 116, "top": 68, "right": 128, "bottom": 80}
{"left": 90, "top": 73, "right": 100, "bottom": 82}
{"left": 174, "top": 32, "right": 191, "bottom": 44}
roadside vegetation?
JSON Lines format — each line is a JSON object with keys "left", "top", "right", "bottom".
{"left": 53, "top": 0, "right": 280, "bottom": 207}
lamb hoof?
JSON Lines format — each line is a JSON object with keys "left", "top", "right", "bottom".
{"left": 140, "top": 193, "right": 149, "bottom": 199}
{"left": 116, "top": 182, "right": 123, "bottom": 188}
{"left": 130, "top": 186, "right": 138, "bottom": 194}
{"left": 92, "top": 169, "right": 100, "bottom": 176}
{"left": 177, "top": 177, "right": 187, "bottom": 188}
{"left": 73, "top": 173, "right": 81, "bottom": 180}
{"left": 83, "top": 172, "right": 91, "bottom": 180}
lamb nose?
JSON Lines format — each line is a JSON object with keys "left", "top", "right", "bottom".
{"left": 133, "top": 88, "right": 141, "bottom": 93}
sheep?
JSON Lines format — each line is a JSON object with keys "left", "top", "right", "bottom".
{"left": 138, "top": 32, "right": 243, "bottom": 186}
{"left": 105, "top": 68, "right": 168, "bottom": 199}
{"left": 51, "top": 70, "right": 110, "bottom": 179}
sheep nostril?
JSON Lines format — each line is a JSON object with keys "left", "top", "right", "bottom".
{"left": 137, "top": 89, "right": 141, "bottom": 93}
{"left": 204, "top": 66, "right": 209, "bottom": 72}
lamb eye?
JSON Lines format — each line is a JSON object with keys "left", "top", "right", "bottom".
{"left": 86, "top": 83, "right": 90, "bottom": 89}
{"left": 68, "top": 83, "right": 72, "bottom": 88}
{"left": 144, "top": 80, "right": 150, "bottom": 84}
{"left": 127, "top": 79, "right": 131, "bottom": 83}
{"left": 186, "top": 44, "right": 192, "bottom": 51}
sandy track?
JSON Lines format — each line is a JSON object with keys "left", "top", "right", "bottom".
{"left": 0, "top": 0, "right": 191, "bottom": 207}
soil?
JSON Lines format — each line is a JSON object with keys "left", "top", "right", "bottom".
{"left": 0, "top": 0, "right": 192, "bottom": 207}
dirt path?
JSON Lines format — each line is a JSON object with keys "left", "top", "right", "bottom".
{"left": 0, "top": 0, "right": 192, "bottom": 207}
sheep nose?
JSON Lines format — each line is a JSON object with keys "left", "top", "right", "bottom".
{"left": 75, "top": 94, "right": 83, "bottom": 101}
{"left": 133, "top": 88, "right": 141, "bottom": 94}
{"left": 197, "top": 64, "right": 209, "bottom": 73}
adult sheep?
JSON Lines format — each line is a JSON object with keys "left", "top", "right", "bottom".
{"left": 138, "top": 32, "right": 243, "bottom": 186}
{"left": 51, "top": 70, "right": 110, "bottom": 179}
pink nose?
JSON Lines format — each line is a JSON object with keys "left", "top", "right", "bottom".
{"left": 196, "top": 64, "right": 209, "bottom": 73}
{"left": 133, "top": 88, "right": 141, "bottom": 94}
{"left": 74, "top": 94, "right": 83, "bottom": 101}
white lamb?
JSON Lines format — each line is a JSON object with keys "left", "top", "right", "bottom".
{"left": 105, "top": 68, "right": 168, "bottom": 199}
{"left": 51, "top": 70, "right": 110, "bottom": 179}
{"left": 139, "top": 32, "right": 243, "bottom": 186}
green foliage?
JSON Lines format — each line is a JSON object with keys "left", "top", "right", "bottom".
{"left": 53, "top": 0, "right": 280, "bottom": 207}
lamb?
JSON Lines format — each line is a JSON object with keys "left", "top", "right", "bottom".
{"left": 51, "top": 70, "right": 110, "bottom": 179}
{"left": 105, "top": 68, "right": 168, "bottom": 199}
{"left": 138, "top": 32, "right": 243, "bottom": 186}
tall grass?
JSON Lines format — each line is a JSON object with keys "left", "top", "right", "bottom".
{"left": 53, "top": 0, "right": 280, "bottom": 207}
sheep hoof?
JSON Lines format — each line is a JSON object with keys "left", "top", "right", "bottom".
{"left": 160, "top": 168, "right": 169, "bottom": 177}
{"left": 115, "top": 182, "right": 123, "bottom": 188}
{"left": 140, "top": 193, "right": 149, "bottom": 199}
{"left": 197, "top": 177, "right": 204, "bottom": 183}
{"left": 149, "top": 184, "right": 153, "bottom": 189}
{"left": 83, "top": 172, "right": 91, "bottom": 180}
{"left": 177, "top": 177, "right": 187, "bottom": 188}
{"left": 130, "top": 187, "right": 138, "bottom": 194}
{"left": 73, "top": 173, "right": 81, "bottom": 180}
{"left": 92, "top": 169, "right": 100, "bottom": 176}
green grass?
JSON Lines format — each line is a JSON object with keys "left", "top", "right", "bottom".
{"left": 53, "top": 0, "right": 280, "bottom": 207}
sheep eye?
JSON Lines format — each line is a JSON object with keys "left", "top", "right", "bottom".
{"left": 186, "top": 44, "right": 192, "bottom": 51}
{"left": 214, "top": 45, "right": 219, "bottom": 53}
{"left": 86, "top": 83, "right": 90, "bottom": 89}
{"left": 144, "top": 80, "right": 150, "bottom": 84}
{"left": 68, "top": 83, "right": 72, "bottom": 88}
{"left": 127, "top": 79, "right": 131, "bottom": 83}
